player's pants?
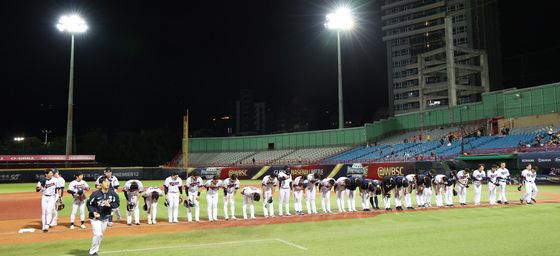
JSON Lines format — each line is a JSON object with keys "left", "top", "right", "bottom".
{"left": 41, "top": 195, "right": 56, "bottom": 229}
{"left": 186, "top": 193, "right": 200, "bottom": 222}
{"left": 262, "top": 190, "right": 274, "bottom": 217}
{"left": 242, "top": 195, "right": 256, "bottom": 219}
{"left": 404, "top": 184, "right": 413, "bottom": 208}
{"left": 109, "top": 208, "right": 122, "bottom": 223}
{"left": 278, "top": 188, "right": 291, "bottom": 215}
{"left": 498, "top": 181, "right": 508, "bottom": 203}
{"left": 523, "top": 181, "right": 538, "bottom": 202}
{"left": 223, "top": 193, "right": 235, "bottom": 219}
{"left": 473, "top": 181, "right": 482, "bottom": 205}
{"left": 488, "top": 182, "right": 497, "bottom": 204}
{"left": 293, "top": 189, "right": 303, "bottom": 213}
{"left": 416, "top": 186, "right": 425, "bottom": 207}
{"left": 51, "top": 197, "right": 59, "bottom": 226}
{"left": 70, "top": 200, "right": 86, "bottom": 224}
{"left": 167, "top": 192, "right": 180, "bottom": 222}
{"left": 320, "top": 189, "right": 332, "bottom": 213}
{"left": 306, "top": 187, "right": 318, "bottom": 214}
{"left": 146, "top": 199, "right": 158, "bottom": 224}
{"left": 206, "top": 193, "right": 219, "bottom": 221}
{"left": 457, "top": 183, "right": 467, "bottom": 204}
{"left": 395, "top": 187, "right": 406, "bottom": 208}
{"left": 335, "top": 189, "right": 346, "bottom": 212}
{"left": 423, "top": 186, "right": 433, "bottom": 207}
{"left": 445, "top": 185, "right": 454, "bottom": 205}
{"left": 89, "top": 218, "right": 108, "bottom": 255}
{"left": 360, "top": 189, "right": 370, "bottom": 210}
{"left": 382, "top": 192, "right": 391, "bottom": 209}
{"left": 126, "top": 196, "right": 140, "bottom": 224}
{"left": 433, "top": 184, "right": 443, "bottom": 207}
{"left": 346, "top": 189, "right": 357, "bottom": 211}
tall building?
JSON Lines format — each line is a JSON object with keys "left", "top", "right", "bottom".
{"left": 235, "top": 89, "right": 267, "bottom": 135}
{"left": 382, "top": 0, "right": 502, "bottom": 115}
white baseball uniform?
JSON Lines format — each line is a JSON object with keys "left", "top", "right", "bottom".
{"left": 319, "top": 178, "right": 334, "bottom": 213}
{"left": 521, "top": 169, "right": 538, "bottom": 203}
{"left": 185, "top": 176, "right": 203, "bottom": 222}
{"left": 433, "top": 174, "right": 446, "bottom": 207}
{"left": 472, "top": 169, "right": 486, "bottom": 205}
{"left": 487, "top": 169, "right": 499, "bottom": 205}
{"left": 241, "top": 186, "right": 262, "bottom": 219}
{"left": 292, "top": 176, "right": 304, "bottom": 214}
{"left": 497, "top": 167, "right": 510, "bottom": 203}
{"left": 261, "top": 175, "right": 278, "bottom": 217}
{"left": 37, "top": 177, "right": 58, "bottom": 231}
{"left": 123, "top": 180, "right": 144, "bottom": 225}
{"left": 222, "top": 178, "right": 240, "bottom": 219}
{"left": 142, "top": 186, "right": 163, "bottom": 224}
{"left": 164, "top": 176, "right": 183, "bottom": 223}
{"left": 205, "top": 179, "right": 222, "bottom": 221}
{"left": 51, "top": 175, "right": 65, "bottom": 226}
{"left": 67, "top": 179, "right": 90, "bottom": 227}
{"left": 277, "top": 171, "right": 292, "bottom": 216}
{"left": 404, "top": 174, "right": 415, "bottom": 208}
{"left": 456, "top": 170, "right": 469, "bottom": 204}
{"left": 335, "top": 177, "right": 349, "bottom": 213}
{"left": 305, "top": 174, "right": 319, "bottom": 214}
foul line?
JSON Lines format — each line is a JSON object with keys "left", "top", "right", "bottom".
{"left": 101, "top": 239, "right": 275, "bottom": 254}
{"left": 275, "top": 238, "right": 308, "bottom": 250}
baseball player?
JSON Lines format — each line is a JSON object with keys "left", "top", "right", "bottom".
{"left": 223, "top": 174, "right": 240, "bottom": 220}
{"left": 164, "top": 171, "right": 183, "bottom": 223}
{"left": 520, "top": 164, "right": 538, "bottom": 204}
{"left": 394, "top": 176, "right": 409, "bottom": 211}
{"left": 422, "top": 170, "right": 435, "bottom": 208}
{"left": 319, "top": 177, "right": 335, "bottom": 213}
{"left": 305, "top": 173, "right": 321, "bottom": 214}
{"left": 456, "top": 169, "right": 470, "bottom": 206}
{"left": 415, "top": 174, "right": 427, "bottom": 208}
{"left": 51, "top": 169, "right": 65, "bottom": 227}
{"left": 487, "top": 165, "right": 499, "bottom": 205}
{"left": 404, "top": 174, "right": 417, "bottom": 209}
{"left": 67, "top": 172, "right": 90, "bottom": 229}
{"left": 334, "top": 176, "right": 349, "bottom": 213}
{"left": 123, "top": 179, "right": 144, "bottom": 225}
{"left": 444, "top": 170, "right": 457, "bottom": 207}
{"left": 95, "top": 168, "right": 121, "bottom": 226}
{"left": 432, "top": 174, "right": 447, "bottom": 208}
{"left": 346, "top": 176, "right": 360, "bottom": 212}
{"left": 472, "top": 164, "right": 486, "bottom": 206}
{"left": 36, "top": 169, "right": 57, "bottom": 232}
{"left": 87, "top": 177, "right": 120, "bottom": 256}
{"left": 359, "top": 178, "right": 374, "bottom": 211}
{"left": 204, "top": 175, "right": 222, "bottom": 221}
{"left": 241, "top": 186, "right": 261, "bottom": 219}
{"left": 142, "top": 186, "right": 163, "bottom": 224}
{"left": 496, "top": 162, "right": 510, "bottom": 204}
{"left": 369, "top": 179, "right": 382, "bottom": 210}
{"left": 292, "top": 175, "right": 305, "bottom": 215}
{"left": 261, "top": 173, "right": 278, "bottom": 218}
{"left": 381, "top": 176, "right": 396, "bottom": 210}
{"left": 185, "top": 171, "right": 203, "bottom": 222}
{"left": 277, "top": 170, "right": 292, "bottom": 216}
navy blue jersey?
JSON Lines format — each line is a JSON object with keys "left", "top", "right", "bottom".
{"left": 416, "top": 175, "right": 426, "bottom": 186}
{"left": 360, "top": 179, "right": 373, "bottom": 190}
{"left": 395, "top": 176, "right": 406, "bottom": 188}
{"left": 381, "top": 176, "right": 396, "bottom": 192}
{"left": 87, "top": 189, "right": 120, "bottom": 220}
{"left": 347, "top": 176, "right": 359, "bottom": 191}
{"left": 372, "top": 179, "right": 381, "bottom": 187}
{"left": 445, "top": 171, "right": 457, "bottom": 185}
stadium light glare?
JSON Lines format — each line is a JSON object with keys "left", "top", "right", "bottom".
{"left": 56, "top": 15, "right": 88, "bottom": 33}
{"left": 325, "top": 8, "right": 354, "bottom": 30}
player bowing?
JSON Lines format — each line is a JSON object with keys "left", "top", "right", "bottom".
{"left": 123, "top": 179, "right": 144, "bottom": 225}
{"left": 185, "top": 171, "right": 203, "bottom": 222}
{"left": 164, "top": 171, "right": 183, "bottom": 223}
{"left": 205, "top": 175, "right": 222, "bottom": 222}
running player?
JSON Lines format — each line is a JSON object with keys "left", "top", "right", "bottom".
{"left": 87, "top": 177, "right": 120, "bottom": 256}
{"left": 164, "top": 171, "right": 183, "bottom": 223}
{"left": 123, "top": 179, "right": 144, "bottom": 225}
{"left": 223, "top": 174, "right": 240, "bottom": 220}
{"left": 277, "top": 170, "right": 292, "bottom": 216}
{"left": 142, "top": 186, "right": 163, "bottom": 224}
{"left": 319, "top": 177, "right": 335, "bottom": 213}
{"left": 305, "top": 173, "right": 320, "bottom": 214}
{"left": 334, "top": 176, "right": 349, "bottom": 213}
{"left": 261, "top": 174, "right": 278, "bottom": 218}
{"left": 204, "top": 175, "right": 222, "bottom": 222}
{"left": 472, "top": 164, "right": 486, "bottom": 206}
{"left": 185, "top": 171, "right": 203, "bottom": 222}
{"left": 95, "top": 168, "right": 121, "bottom": 226}
{"left": 292, "top": 175, "right": 305, "bottom": 215}
{"left": 67, "top": 172, "right": 90, "bottom": 229}
{"left": 36, "top": 169, "right": 57, "bottom": 232}
{"left": 241, "top": 186, "right": 261, "bottom": 219}
{"left": 496, "top": 162, "right": 510, "bottom": 204}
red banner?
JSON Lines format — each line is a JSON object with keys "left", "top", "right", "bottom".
{"left": 0, "top": 155, "right": 96, "bottom": 162}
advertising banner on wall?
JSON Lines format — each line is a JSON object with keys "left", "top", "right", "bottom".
{"left": 362, "top": 162, "right": 416, "bottom": 180}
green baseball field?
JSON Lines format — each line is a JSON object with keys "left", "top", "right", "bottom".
{"left": 0, "top": 181, "right": 559, "bottom": 256}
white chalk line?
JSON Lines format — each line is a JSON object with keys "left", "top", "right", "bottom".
{"left": 275, "top": 238, "right": 308, "bottom": 250}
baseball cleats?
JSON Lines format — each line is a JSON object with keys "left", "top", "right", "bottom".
{"left": 231, "top": 216, "right": 237, "bottom": 220}
{"left": 107, "top": 222, "right": 113, "bottom": 227}
{"left": 42, "top": 225, "right": 49, "bottom": 232}
{"left": 286, "top": 213, "right": 291, "bottom": 216}
{"left": 497, "top": 200, "right": 502, "bottom": 204}
{"left": 70, "top": 225, "right": 75, "bottom": 230}
{"left": 135, "top": 223, "right": 140, "bottom": 225}
{"left": 520, "top": 199, "right": 524, "bottom": 204}
{"left": 531, "top": 198, "right": 537, "bottom": 203}
{"left": 80, "top": 224, "right": 86, "bottom": 229}
{"left": 504, "top": 201, "right": 509, "bottom": 205}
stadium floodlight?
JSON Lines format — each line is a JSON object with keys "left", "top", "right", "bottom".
{"left": 13, "top": 137, "right": 25, "bottom": 142}
{"left": 56, "top": 14, "right": 87, "bottom": 158}
{"left": 325, "top": 7, "right": 354, "bottom": 129}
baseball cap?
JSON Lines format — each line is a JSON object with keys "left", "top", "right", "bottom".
{"left": 104, "top": 167, "right": 112, "bottom": 173}
{"left": 52, "top": 168, "right": 59, "bottom": 174}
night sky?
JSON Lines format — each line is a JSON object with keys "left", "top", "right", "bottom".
{"left": 2, "top": 0, "right": 559, "bottom": 141}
